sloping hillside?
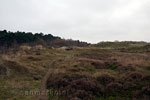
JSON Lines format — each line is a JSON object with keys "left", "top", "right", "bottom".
{"left": 0, "top": 45, "right": 150, "bottom": 100}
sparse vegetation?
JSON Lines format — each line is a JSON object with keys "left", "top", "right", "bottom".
{"left": 0, "top": 32, "right": 150, "bottom": 100}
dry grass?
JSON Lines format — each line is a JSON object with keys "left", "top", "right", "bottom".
{"left": 114, "top": 54, "right": 149, "bottom": 66}
{"left": 0, "top": 46, "right": 150, "bottom": 100}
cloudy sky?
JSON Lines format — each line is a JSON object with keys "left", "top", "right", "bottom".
{"left": 0, "top": 0, "right": 149, "bottom": 43}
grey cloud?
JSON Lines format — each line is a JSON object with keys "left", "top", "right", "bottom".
{"left": 0, "top": 0, "right": 149, "bottom": 43}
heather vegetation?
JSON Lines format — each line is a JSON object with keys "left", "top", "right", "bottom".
{"left": 0, "top": 31, "right": 150, "bottom": 100}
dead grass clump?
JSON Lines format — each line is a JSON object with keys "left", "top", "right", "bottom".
{"left": 20, "top": 45, "right": 31, "bottom": 51}
{"left": 34, "top": 45, "right": 44, "bottom": 50}
{"left": 96, "top": 74, "right": 115, "bottom": 86}
{"left": 116, "top": 55, "right": 147, "bottom": 66}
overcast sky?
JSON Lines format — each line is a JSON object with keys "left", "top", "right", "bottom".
{"left": 0, "top": 0, "right": 149, "bottom": 43}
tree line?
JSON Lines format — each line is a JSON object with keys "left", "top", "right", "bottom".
{"left": 0, "top": 30, "right": 88, "bottom": 48}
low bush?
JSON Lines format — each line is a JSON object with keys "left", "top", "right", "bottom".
{"left": 71, "top": 97, "right": 81, "bottom": 100}
{"left": 65, "top": 78, "right": 103, "bottom": 100}
{"left": 141, "top": 86, "right": 150, "bottom": 95}
{"left": 145, "top": 66, "right": 150, "bottom": 71}
{"left": 123, "top": 81, "right": 137, "bottom": 91}
{"left": 47, "top": 73, "right": 103, "bottom": 100}
{"left": 117, "top": 64, "right": 135, "bottom": 72}
{"left": 106, "top": 82, "right": 123, "bottom": 93}
{"left": 27, "top": 56, "right": 41, "bottom": 61}
{"left": 124, "top": 72, "right": 143, "bottom": 82}
{"left": 134, "top": 85, "right": 150, "bottom": 99}
{"left": 96, "top": 74, "right": 115, "bottom": 86}
{"left": 69, "top": 67, "right": 85, "bottom": 72}
{"left": 105, "top": 62, "right": 119, "bottom": 70}
{"left": 91, "top": 62, "right": 106, "bottom": 69}
{"left": 47, "top": 73, "right": 87, "bottom": 89}
{"left": 0, "top": 65, "right": 7, "bottom": 76}
{"left": 4, "top": 60, "right": 28, "bottom": 74}
{"left": 73, "top": 65, "right": 78, "bottom": 68}
{"left": 85, "top": 66, "right": 96, "bottom": 72}
{"left": 142, "top": 75, "right": 150, "bottom": 82}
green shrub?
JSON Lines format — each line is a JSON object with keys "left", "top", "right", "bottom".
{"left": 48, "top": 90, "right": 57, "bottom": 99}
{"left": 73, "top": 65, "right": 78, "bottom": 68}
{"left": 108, "top": 63, "right": 118, "bottom": 70}
{"left": 85, "top": 66, "right": 96, "bottom": 72}
{"left": 145, "top": 66, "right": 150, "bottom": 71}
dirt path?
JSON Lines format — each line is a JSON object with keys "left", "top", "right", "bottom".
{"left": 38, "top": 60, "right": 56, "bottom": 100}
{"left": 38, "top": 55, "right": 75, "bottom": 100}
